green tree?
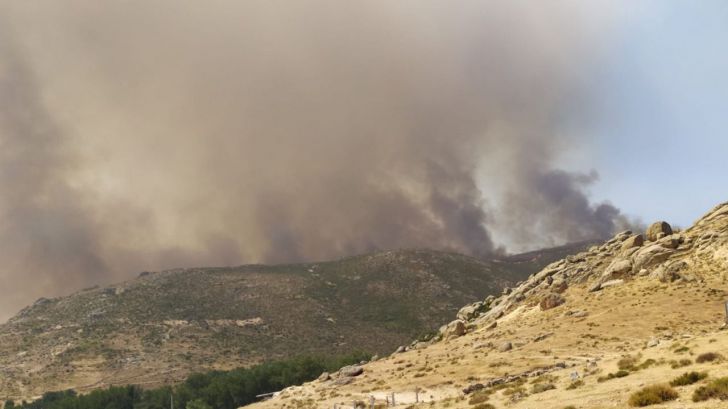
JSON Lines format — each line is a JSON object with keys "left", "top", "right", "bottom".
{"left": 185, "top": 399, "right": 212, "bottom": 409}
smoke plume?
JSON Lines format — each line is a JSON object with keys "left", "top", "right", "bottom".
{"left": 0, "top": 1, "right": 632, "bottom": 320}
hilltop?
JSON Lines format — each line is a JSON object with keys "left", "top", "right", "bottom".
{"left": 248, "top": 201, "right": 728, "bottom": 409}
{"left": 0, "top": 247, "right": 584, "bottom": 401}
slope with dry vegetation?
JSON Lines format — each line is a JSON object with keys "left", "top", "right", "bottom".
{"left": 247, "top": 201, "right": 728, "bottom": 409}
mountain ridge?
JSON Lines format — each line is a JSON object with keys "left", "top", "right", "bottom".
{"left": 0, "top": 245, "right": 589, "bottom": 401}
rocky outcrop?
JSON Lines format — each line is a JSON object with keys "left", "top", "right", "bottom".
{"left": 327, "top": 365, "right": 364, "bottom": 385}
{"left": 441, "top": 319, "right": 466, "bottom": 339}
{"left": 539, "top": 293, "right": 565, "bottom": 310}
{"left": 646, "top": 221, "right": 673, "bottom": 241}
{"left": 457, "top": 301, "right": 487, "bottom": 321}
{"left": 603, "top": 259, "right": 632, "bottom": 278}
{"left": 439, "top": 204, "right": 728, "bottom": 344}
{"left": 632, "top": 244, "right": 674, "bottom": 273}
{"left": 621, "top": 234, "right": 644, "bottom": 250}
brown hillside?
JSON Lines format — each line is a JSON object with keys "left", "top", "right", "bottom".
{"left": 0, "top": 247, "right": 583, "bottom": 401}
{"left": 248, "top": 201, "right": 728, "bottom": 409}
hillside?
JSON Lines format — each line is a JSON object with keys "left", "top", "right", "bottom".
{"left": 0, "top": 247, "right": 584, "bottom": 401}
{"left": 247, "top": 201, "right": 728, "bottom": 409}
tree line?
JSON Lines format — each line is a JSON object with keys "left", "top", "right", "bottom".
{"left": 4, "top": 351, "right": 369, "bottom": 409}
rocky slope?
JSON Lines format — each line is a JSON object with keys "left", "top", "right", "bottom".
{"left": 248, "top": 201, "right": 728, "bottom": 409}
{"left": 0, "top": 247, "right": 583, "bottom": 401}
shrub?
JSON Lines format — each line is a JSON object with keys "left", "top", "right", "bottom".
{"left": 693, "top": 377, "right": 728, "bottom": 402}
{"left": 502, "top": 386, "right": 526, "bottom": 396}
{"left": 618, "top": 355, "right": 639, "bottom": 371}
{"left": 670, "top": 371, "right": 707, "bottom": 386}
{"left": 468, "top": 390, "right": 490, "bottom": 405}
{"left": 696, "top": 352, "right": 723, "bottom": 363}
{"left": 186, "top": 400, "right": 212, "bottom": 409}
{"left": 669, "top": 358, "right": 692, "bottom": 369}
{"left": 531, "top": 383, "right": 555, "bottom": 394}
{"left": 598, "top": 370, "right": 630, "bottom": 382}
{"left": 635, "top": 359, "right": 657, "bottom": 370}
{"left": 628, "top": 385, "right": 679, "bottom": 407}
{"left": 566, "top": 380, "right": 584, "bottom": 390}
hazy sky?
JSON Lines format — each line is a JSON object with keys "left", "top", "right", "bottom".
{"left": 0, "top": 1, "right": 725, "bottom": 320}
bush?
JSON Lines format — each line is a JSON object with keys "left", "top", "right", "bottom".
{"left": 597, "top": 370, "right": 630, "bottom": 382}
{"left": 693, "top": 377, "right": 728, "bottom": 402}
{"left": 696, "top": 352, "right": 723, "bottom": 363}
{"left": 468, "top": 390, "right": 490, "bottom": 405}
{"left": 531, "top": 383, "right": 555, "bottom": 394}
{"left": 618, "top": 355, "right": 639, "bottom": 371}
{"left": 628, "top": 385, "right": 679, "bottom": 407}
{"left": 669, "top": 358, "right": 692, "bottom": 369}
{"left": 566, "top": 380, "right": 584, "bottom": 390}
{"left": 186, "top": 399, "right": 212, "bottom": 409}
{"left": 670, "top": 371, "right": 707, "bottom": 386}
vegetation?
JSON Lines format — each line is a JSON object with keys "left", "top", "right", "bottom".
{"left": 597, "top": 370, "right": 630, "bottom": 382}
{"left": 670, "top": 371, "right": 707, "bottom": 386}
{"left": 10, "top": 352, "right": 369, "bottom": 409}
{"left": 669, "top": 358, "right": 692, "bottom": 369}
{"left": 696, "top": 352, "right": 723, "bottom": 363}
{"left": 693, "top": 377, "right": 728, "bottom": 402}
{"left": 467, "top": 390, "right": 491, "bottom": 405}
{"left": 531, "top": 383, "right": 555, "bottom": 394}
{"left": 566, "top": 380, "right": 584, "bottom": 390}
{"left": 628, "top": 384, "right": 679, "bottom": 407}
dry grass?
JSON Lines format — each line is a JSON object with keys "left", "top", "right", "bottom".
{"left": 628, "top": 385, "right": 679, "bottom": 407}
{"left": 693, "top": 377, "right": 728, "bottom": 402}
{"left": 669, "top": 371, "right": 707, "bottom": 386}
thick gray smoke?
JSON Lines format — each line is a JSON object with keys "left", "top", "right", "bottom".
{"left": 0, "top": 1, "right": 632, "bottom": 320}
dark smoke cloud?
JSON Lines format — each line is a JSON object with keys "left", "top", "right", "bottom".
{"left": 0, "top": 1, "right": 633, "bottom": 320}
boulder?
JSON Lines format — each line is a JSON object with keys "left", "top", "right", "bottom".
{"left": 655, "top": 260, "right": 691, "bottom": 282}
{"left": 621, "top": 234, "right": 644, "bottom": 251}
{"left": 339, "top": 365, "right": 364, "bottom": 377}
{"left": 632, "top": 244, "right": 675, "bottom": 273}
{"left": 443, "top": 319, "right": 466, "bottom": 339}
{"left": 646, "top": 221, "right": 673, "bottom": 241}
{"left": 318, "top": 372, "right": 331, "bottom": 382}
{"left": 539, "top": 293, "right": 566, "bottom": 311}
{"left": 498, "top": 341, "right": 513, "bottom": 352}
{"left": 332, "top": 377, "right": 353, "bottom": 385}
{"left": 551, "top": 279, "right": 568, "bottom": 293}
{"left": 603, "top": 259, "right": 633, "bottom": 278}
{"left": 600, "top": 279, "right": 624, "bottom": 289}
{"left": 457, "top": 302, "right": 486, "bottom": 321}
{"left": 658, "top": 234, "right": 683, "bottom": 249}
{"left": 589, "top": 281, "right": 602, "bottom": 292}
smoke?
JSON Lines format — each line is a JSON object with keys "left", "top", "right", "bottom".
{"left": 0, "top": 1, "right": 632, "bottom": 320}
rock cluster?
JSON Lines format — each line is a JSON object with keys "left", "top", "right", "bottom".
{"left": 441, "top": 203, "right": 728, "bottom": 333}
{"left": 321, "top": 365, "right": 365, "bottom": 385}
